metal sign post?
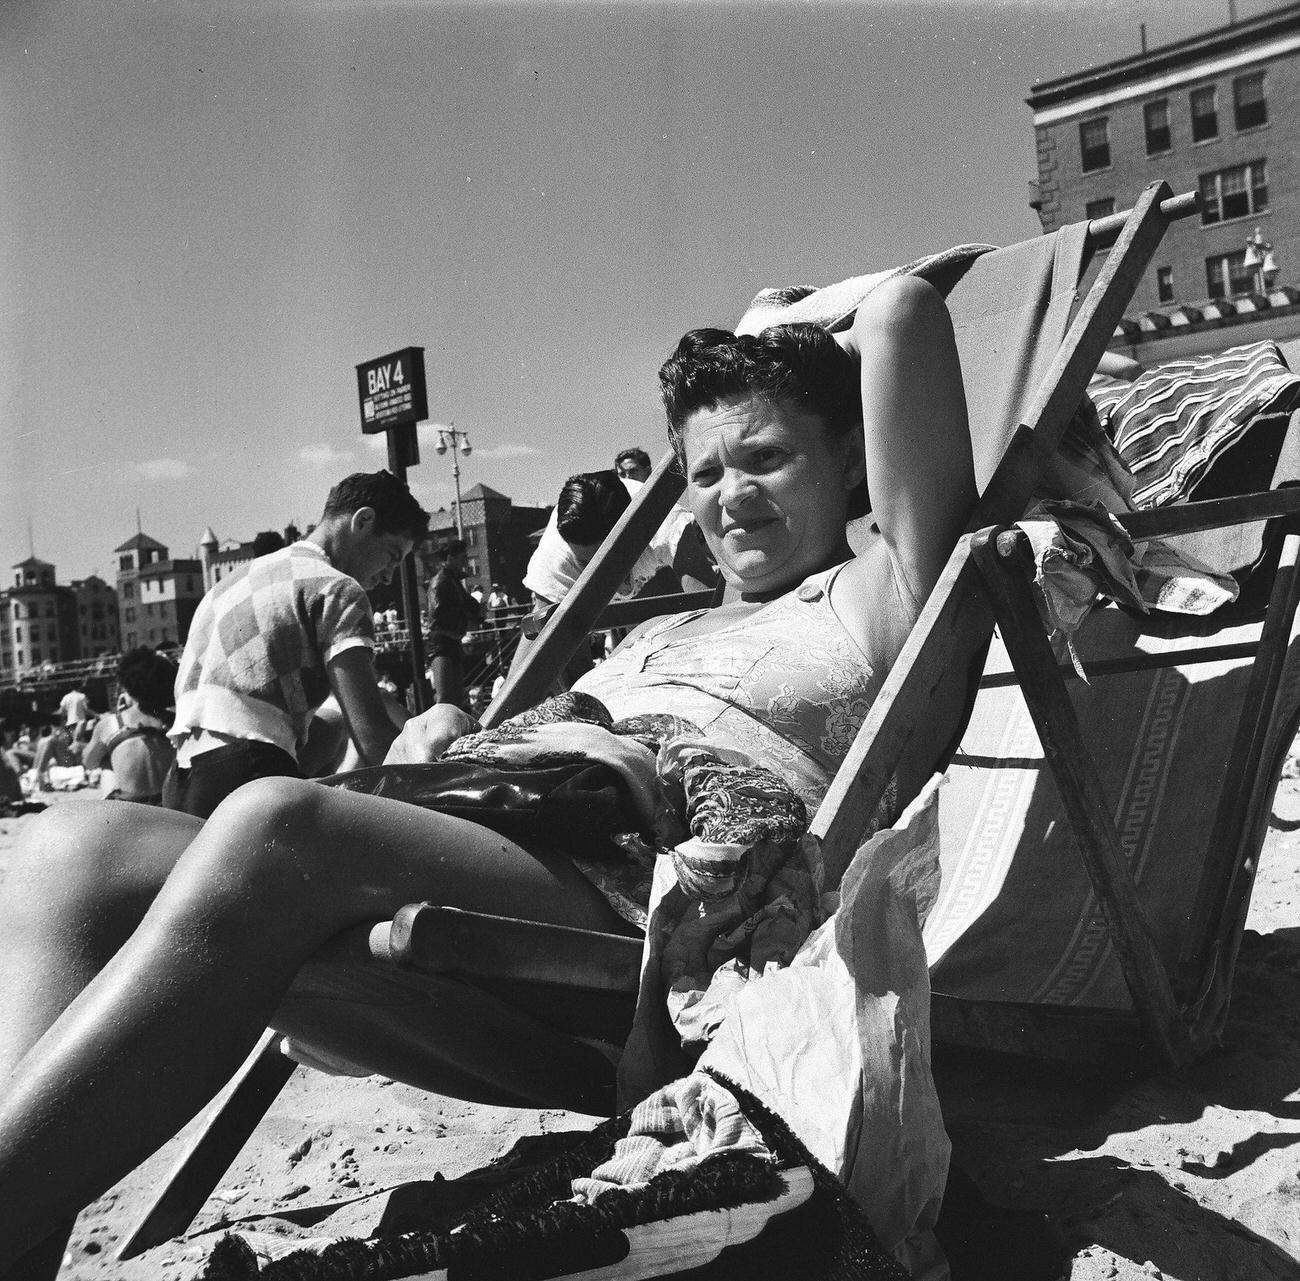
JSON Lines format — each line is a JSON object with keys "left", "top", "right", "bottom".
{"left": 355, "top": 347, "right": 430, "bottom": 711}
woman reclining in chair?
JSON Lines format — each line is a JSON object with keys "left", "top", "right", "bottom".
{"left": 0, "top": 275, "right": 976, "bottom": 1271}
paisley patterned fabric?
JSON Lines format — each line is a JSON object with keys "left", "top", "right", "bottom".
{"left": 575, "top": 564, "right": 881, "bottom": 818}
{"left": 432, "top": 694, "right": 816, "bottom": 932}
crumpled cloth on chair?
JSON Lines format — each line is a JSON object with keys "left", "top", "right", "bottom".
{"left": 1014, "top": 395, "right": 1238, "bottom": 646}
{"left": 619, "top": 778, "right": 952, "bottom": 1275}
{"left": 1018, "top": 497, "right": 1239, "bottom": 674}
{"left": 650, "top": 738, "right": 823, "bottom": 1047}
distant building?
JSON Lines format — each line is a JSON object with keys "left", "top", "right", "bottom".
{"left": 69, "top": 575, "right": 120, "bottom": 660}
{"left": 0, "top": 558, "right": 79, "bottom": 677}
{"left": 114, "top": 533, "right": 204, "bottom": 652}
{"left": 1027, "top": 1, "right": 1300, "bottom": 363}
{"left": 198, "top": 524, "right": 303, "bottom": 593}
{"left": 418, "top": 483, "right": 550, "bottom": 605}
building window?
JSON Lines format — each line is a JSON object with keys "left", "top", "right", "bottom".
{"left": 1190, "top": 86, "right": 1218, "bottom": 142}
{"left": 1206, "top": 250, "right": 1255, "bottom": 299}
{"left": 1085, "top": 197, "right": 1115, "bottom": 220}
{"left": 1156, "top": 266, "right": 1174, "bottom": 303}
{"left": 13, "top": 625, "right": 20, "bottom": 643}
{"left": 1199, "top": 160, "right": 1267, "bottom": 224}
{"left": 1144, "top": 99, "right": 1171, "bottom": 154}
{"left": 1079, "top": 117, "right": 1110, "bottom": 172}
{"left": 1233, "top": 71, "right": 1267, "bottom": 131}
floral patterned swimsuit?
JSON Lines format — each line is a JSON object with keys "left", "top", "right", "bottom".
{"left": 574, "top": 564, "right": 881, "bottom": 819}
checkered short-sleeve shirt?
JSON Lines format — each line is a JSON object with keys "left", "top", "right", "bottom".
{"left": 170, "top": 542, "right": 375, "bottom": 757}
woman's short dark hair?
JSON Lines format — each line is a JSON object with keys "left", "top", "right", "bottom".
{"left": 117, "top": 647, "right": 177, "bottom": 720}
{"left": 556, "top": 471, "right": 631, "bottom": 548}
{"left": 322, "top": 471, "right": 430, "bottom": 540}
{"left": 658, "top": 323, "right": 861, "bottom": 461}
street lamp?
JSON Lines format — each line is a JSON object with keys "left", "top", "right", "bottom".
{"left": 1243, "top": 227, "right": 1279, "bottom": 295}
{"left": 432, "top": 423, "right": 472, "bottom": 539}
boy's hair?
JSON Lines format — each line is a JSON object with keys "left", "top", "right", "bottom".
{"left": 434, "top": 539, "right": 467, "bottom": 564}
{"left": 614, "top": 447, "right": 652, "bottom": 473}
{"left": 117, "top": 647, "right": 178, "bottom": 720}
{"left": 658, "top": 323, "right": 861, "bottom": 462}
{"left": 556, "top": 471, "right": 631, "bottom": 548}
{"left": 321, "top": 471, "right": 430, "bottom": 540}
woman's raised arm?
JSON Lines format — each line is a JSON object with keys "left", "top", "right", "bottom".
{"left": 832, "top": 275, "right": 976, "bottom": 658}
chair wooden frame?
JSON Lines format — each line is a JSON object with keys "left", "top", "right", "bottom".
{"left": 118, "top": 181, "right": 1237, "bottom": 1260}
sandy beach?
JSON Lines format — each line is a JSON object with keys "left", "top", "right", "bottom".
{"left": 3, "top": 778, "right": 1298, "bottom": 1281}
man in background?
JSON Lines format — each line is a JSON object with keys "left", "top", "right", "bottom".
{"left": 58, "top": 683, "right": 91, "bottom": 744}
{"left": 614, "top": 446, "right": 652, "bottom": 482}
{"left": 164, "top": 470, "right": 428, "bottom": 818}
{"left": 515, "top": 469, "right": 715, "bottom": 687}
{"left": 425, "top": 539, "right": 483, "bottom": 708}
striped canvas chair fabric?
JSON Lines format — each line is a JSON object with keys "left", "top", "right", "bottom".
{"left": 1091, "top": 341, "right": 1300, "bottom": 509}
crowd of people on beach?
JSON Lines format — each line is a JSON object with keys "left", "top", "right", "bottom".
{"left": 0, "top": 650, "right": 180, "bottom": 810}
{"left": 0, "top": 441, "right": 706, "bottom": 813}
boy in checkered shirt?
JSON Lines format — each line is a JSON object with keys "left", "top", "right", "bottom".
{"left": 164, "top": 472, "right": 429, "bottom": 817}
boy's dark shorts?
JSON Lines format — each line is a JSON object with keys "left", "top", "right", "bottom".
{"left": 162, "top": 739, "right": 303, "bottom": 820}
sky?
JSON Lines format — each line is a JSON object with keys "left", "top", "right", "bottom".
{"left": 1, "top": 0, "right": 1287, "bottom": 582}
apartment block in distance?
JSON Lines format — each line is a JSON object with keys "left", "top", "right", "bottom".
{"left": 1028, "top": 2, "right": 1300, "bottom": 363}
{"left": 418, "top": 484, "right": 551, "bottom": 604}
{"left": 0, "top": 559, "right": 77, "bottom": 677}
{"left": 114, "top": 533, "right": 205, "bottom": 652}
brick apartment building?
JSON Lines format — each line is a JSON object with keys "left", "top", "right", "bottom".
{"left": 69, "top": 574, "right": 120, "bottom": 661}
{"left": 0, "top": 559, "right": 77, "bottom": 677}
{"left": 199, "top": 524, "right": 305, "bottom": 593}
{"left": 417, "top": 483, "right": 551, "bottom": 604}
{"left": 114, "top": 533, "right": 205, "bottom": 653}
{"left": 1027, "top": 1, "right": 1300, "bottom": 363}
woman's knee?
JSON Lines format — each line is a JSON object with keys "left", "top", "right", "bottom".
{"left": 205, "top": 775, "right": 326, "bottom": 844}
{"left": 3, "top": 801, "right": 186, "bottom": 920}
{"left": 198, "top": 776, "right": 344, "bottom": 891}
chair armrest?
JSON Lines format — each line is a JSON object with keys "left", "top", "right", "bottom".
{"left": 1117, "top": 487, "right": 1300, "bottom": 540}
{"left": 373, "top": 903, "right": 644, "bottom": 994}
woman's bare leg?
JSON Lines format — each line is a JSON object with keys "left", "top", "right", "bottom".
{"left": 0, "top": 801, "right": 204, "bottom": 1081}
{"left": 0, "top": 778, "right": 628, "bottom": 1266}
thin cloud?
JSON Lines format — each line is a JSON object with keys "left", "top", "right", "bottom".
{"left": 467, "top": 443, "right": 539, "bottom": 461}
{"left": 136, "top": 458, "right": 194, "bottom": 481}
{"left": 299, "top": 443, "right": 356, "bottom": 468}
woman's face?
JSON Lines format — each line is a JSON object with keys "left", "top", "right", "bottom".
{"left": 681, "top": 394, "right": 864, "bottom": 600}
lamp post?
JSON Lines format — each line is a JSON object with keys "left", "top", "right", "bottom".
{"left": 433, "top": 423, "right": 472, "bottom": 540}
{"left": 1243, "top": 227, "right": 1278, "bottom": 295}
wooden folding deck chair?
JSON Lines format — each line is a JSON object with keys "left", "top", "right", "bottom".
{"left": 118, "top": 181, "right": 1249, "bottom": 1261}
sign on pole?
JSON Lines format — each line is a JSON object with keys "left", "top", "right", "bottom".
{"left": 354, "top": 345, "right": 430, "bottom": 710}
{"left": 356, "top": 347, "right": 428, "bottom": 435}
